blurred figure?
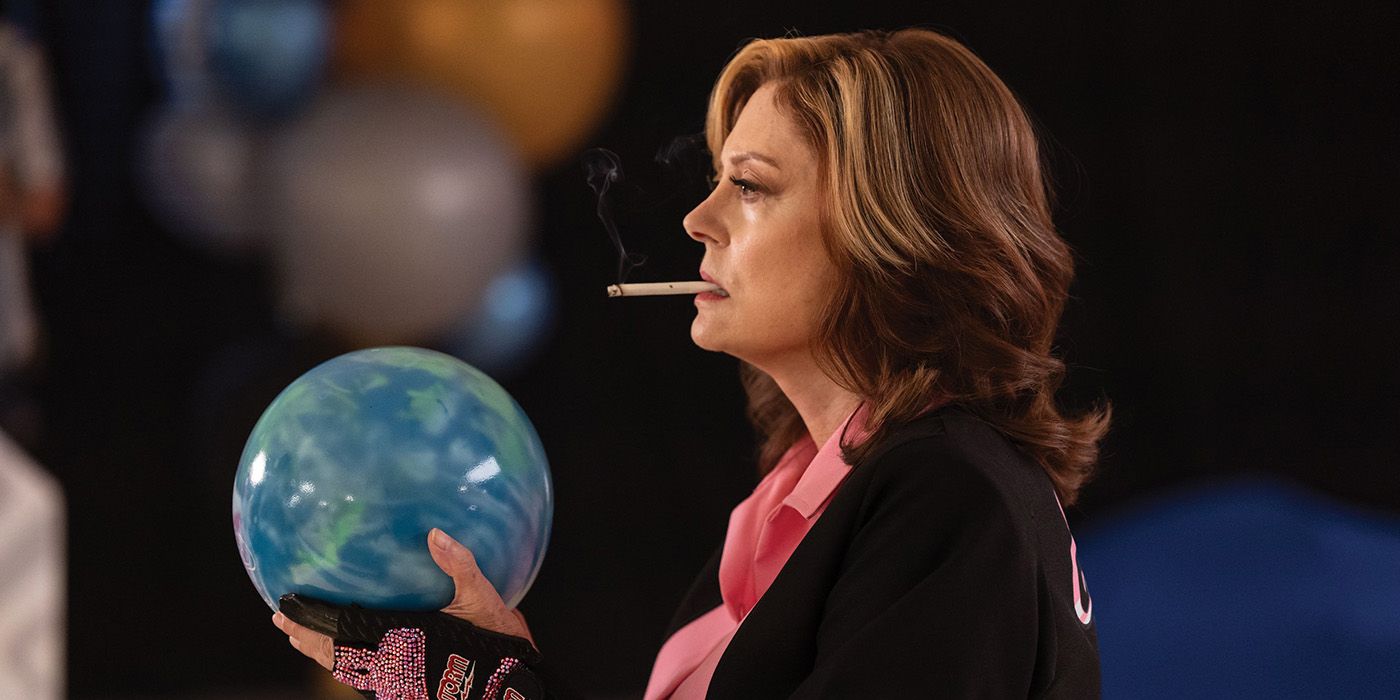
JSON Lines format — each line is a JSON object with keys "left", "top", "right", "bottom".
{"left": 0, "top": 428, "right": 64, "bottom": 700}
{"left": 0, "top": 16, "right": 64, "bottom": 442}
{"left": 0, "top": 16, "right": 65, "bottom": 699}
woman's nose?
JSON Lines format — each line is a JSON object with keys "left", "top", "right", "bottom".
{"left": 683, "top": 191, "right": 727, "bottom": 247}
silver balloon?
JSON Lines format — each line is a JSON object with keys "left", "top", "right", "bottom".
{"left": 264, "top": 86, "right": 530, "bottom": 345}
{"left": 138, "top": 103, "right": 265, "bottom": 254}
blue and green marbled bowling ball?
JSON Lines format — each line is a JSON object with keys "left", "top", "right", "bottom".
{"left": 232, "top": 347, "right": 551, "bottom": 611}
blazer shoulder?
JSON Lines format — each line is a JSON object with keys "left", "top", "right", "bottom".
{"left": 854, "top": 405, "right": 1056, "bottom": 518}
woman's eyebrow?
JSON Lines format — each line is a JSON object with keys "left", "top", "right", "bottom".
{"left": 726, "top": 151, "right": 781, "bottom": 169}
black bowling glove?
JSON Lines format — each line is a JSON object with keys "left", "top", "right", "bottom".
{"left": 279, "top": 593, "right": 546, "bottom": 700}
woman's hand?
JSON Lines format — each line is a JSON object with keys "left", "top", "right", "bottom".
{"left": 271, "top": 527, "right": 534, "bottom": 670}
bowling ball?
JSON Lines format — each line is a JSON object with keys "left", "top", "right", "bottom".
{"left": 232, "top": 346, "right": 551, "bottom": 611}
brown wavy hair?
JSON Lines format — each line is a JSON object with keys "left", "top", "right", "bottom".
{"left": 705, "top": 28, "right": 1111, "bottom": 505}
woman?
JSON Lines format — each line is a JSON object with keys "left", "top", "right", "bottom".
{"left": 274, "top": 28, "right": 1111, "bottom": 698}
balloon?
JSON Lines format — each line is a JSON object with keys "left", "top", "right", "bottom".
{"left": 152, "top": 0, "right": 330, "bottom": 119}
{"left": 232, "top": 346, "right": 553, "bottom": 611}
{"left": 445, "top": 258, "right": 556, "bottom": 378}
{"left": 205, "top": 0, "right": 332, "bottom": 119}
{"left": 265, "top": 85, "right": 530, "bottom": 345}
{"left": 333, "top": 0, "right": 628, "bottom": 169}
{"left": 137, "top": 103, "right": 265, "bottom": 254}
{"left": 151, "top": 0, "right": 217, "bottom": 104}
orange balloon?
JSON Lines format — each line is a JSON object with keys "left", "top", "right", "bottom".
{"left": 333, "top": 0, "right": 628, "bottom": 170}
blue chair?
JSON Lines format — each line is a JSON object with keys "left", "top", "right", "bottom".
{"left": 1078, "top": 476, "right": 1400, "bottom": 698}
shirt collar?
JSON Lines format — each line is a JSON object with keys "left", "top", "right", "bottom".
{"left": 782, "top": 403, "right": 870, "bottom": 519}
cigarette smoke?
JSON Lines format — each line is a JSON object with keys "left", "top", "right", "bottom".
{"left": 654, "top": 133, "right": 706, "bottom": 174}
{"left": 582, "top": 148, "right": 646, "bottom": 284}
{"left": 582, "top": 135, "right": 713, "bottom": 285}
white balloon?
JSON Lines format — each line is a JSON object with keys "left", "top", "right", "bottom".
{"left": 264, "top": 85, "right": 530, "bottom": 345}
{"left": 138, "top": 103, "right": 265, "bottom": 254}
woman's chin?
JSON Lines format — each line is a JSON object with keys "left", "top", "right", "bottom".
{"left": 690, "top": 320, "right": 724, "bottom": 353}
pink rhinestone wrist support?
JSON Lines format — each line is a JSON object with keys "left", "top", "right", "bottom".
{"left": 333, "top": 627, "right": 429, "bottom": 700}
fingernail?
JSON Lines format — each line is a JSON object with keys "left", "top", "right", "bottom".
{"left": 430, "top": 528, "right": 447, "bottom": 550}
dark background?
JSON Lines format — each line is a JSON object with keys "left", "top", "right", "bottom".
{"left": 10, "top": 0, "right": 1397, "bottom": 696}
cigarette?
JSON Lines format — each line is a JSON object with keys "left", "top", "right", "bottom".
{"left": 606, "top": 281, "right": 727, "bottom": 298}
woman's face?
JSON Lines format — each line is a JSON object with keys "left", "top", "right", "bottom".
{"left": 685, "top": 82, "right": 836, "bottom": 370}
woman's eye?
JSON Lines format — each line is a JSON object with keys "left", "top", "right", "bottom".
{"left": 728, "top": 177, "right": 760, "bottom": 197}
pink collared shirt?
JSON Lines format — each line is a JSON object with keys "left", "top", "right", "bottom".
{"left": 643, "top": 405, "right": 869, "bottom": 700}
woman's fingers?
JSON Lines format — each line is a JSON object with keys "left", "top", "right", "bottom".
{"left": 272, "top": 611, "right": 334, "bottom": 671}
{"left": 272, "top": 530, "right": 535, "bottom": 671}
{"left": 427, "top": 528, "right": 530, "bottom": 641}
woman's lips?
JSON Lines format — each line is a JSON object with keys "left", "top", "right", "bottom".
{"left": 699, "top": 269, "right": 729, "bottom": 296}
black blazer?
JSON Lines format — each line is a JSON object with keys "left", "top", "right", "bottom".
{"left": 661, "top": 404, "right": 1101, "bottom": 698}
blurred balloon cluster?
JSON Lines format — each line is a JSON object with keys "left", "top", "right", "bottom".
{"left": 140, "top": 0, "right": 627, "bottom": 374}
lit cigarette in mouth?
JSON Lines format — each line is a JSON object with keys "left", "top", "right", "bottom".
{"left": 606, "top": 281, "right": 728, "bottom": 298}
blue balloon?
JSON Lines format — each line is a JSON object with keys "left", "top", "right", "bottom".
{"left": 232, "top": 347, "right": 553, "bottom": 611}
{"left": 447, "top": 260, "right": 557, "bottom": 378}
{"left": 151, "top": 0, "right": 215, "bottom": 103}
{"left": 206, "top": 0, "right": 330, "bottom": 118}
